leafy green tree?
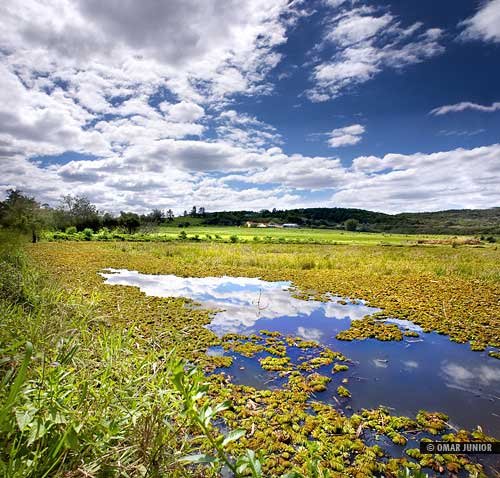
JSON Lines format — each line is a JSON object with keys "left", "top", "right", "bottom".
{"left": 0, "top": 190, "right": 47, "bottom": 242}
{"left": 344, "top": 218, "right": 359, "bottom": 231}
{"left": 102, "top": 212, "right": 118, "bottom": 230}
{"left": 56, "top": 195, "right": 100, "bottom": 231}
{"left": 148, "top": 209, "right": 165, "bottom": 224}
{"left": 119, "top": 212, "right": 141, "bottom": 234}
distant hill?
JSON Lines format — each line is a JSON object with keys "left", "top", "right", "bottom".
{"left": 186, "top": 207, "right": 500, "bottom": 235}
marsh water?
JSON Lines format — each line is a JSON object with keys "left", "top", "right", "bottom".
{"left": 100, "top": 269, "right": 500, "bottom": 439}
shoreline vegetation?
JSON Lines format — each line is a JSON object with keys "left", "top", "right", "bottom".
{"left": 1, "top": 231, "right": 498, "bottom": 477}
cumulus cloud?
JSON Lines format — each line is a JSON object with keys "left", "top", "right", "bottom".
{"left": 1, "top": 0, "right": 499, "bottom": 216}
{"left": 306, "top": 3, "right": 444, "bottom": 101}
{"left": 2, "top": 134, "right": 500, "bottom": 213}
{"left": 327, "top": 124, "right": 365, "bottom": 147}
{"left": 340, "top": 144, "right": 500, "bottom": 212}
{"left": 460, "top": 0, "right": 500, "bottom": 43}
{"left": 0, "top": 0, "right": 296, "bottom": 99}
{"left": 0, "top": 0, "right": 305, "bottom": 213}
{"left": 160, "top": 101, "right": 205, "bottom": 122}
{"left": 0, "top": 0, "right": 300, "bottom": 165}
{"left": 430, "top": 101, "right": 500, "bottom": 115}
{"left": 216, "top": 110, "right": 282, "bottom": 149}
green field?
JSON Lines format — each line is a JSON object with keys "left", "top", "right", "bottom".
{"left": 158, "top": 225, "right": 438, "bottom": 244}
{"left": 44, "top": 224, "right": 488, "bottom": 247}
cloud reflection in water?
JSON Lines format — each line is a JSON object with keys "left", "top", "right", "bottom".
{"left": 100, "top": 269, "right": 379, "bottom": 334}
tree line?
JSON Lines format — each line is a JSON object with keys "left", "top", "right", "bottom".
{"left": 0, "top": 190, "right": 178, "bottom": 242}
{"left": 1, "top": 189, "right": 498, "bottom": 239}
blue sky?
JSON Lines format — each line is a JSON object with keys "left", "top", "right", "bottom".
{"left": 0, "top": 0, "right": 499, "bottom": 213}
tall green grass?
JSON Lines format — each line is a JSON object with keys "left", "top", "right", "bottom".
{"left": 0, "top": 235, "right": 208, "bottom": 477}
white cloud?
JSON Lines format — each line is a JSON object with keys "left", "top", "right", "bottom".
{"left": 216, "top": 110, "right": 282, "bottom": 149}
{"left": 339, "top": 144, "right": 500, "bottom": 212}
{"left": 430, "top": 101, "right": 500, "bottom": 116}
{"left": 0, "top": 0, "right": 306, "bottom": 213}
{"left": 0, "top": 0, "right": 300, "bottom": 166}
{"left": 1, "top": 0, "right": 499, "bottom": 216}
{"left": 326, "top": 11, "right": 393, "bottom": 46}
{"left": 460, "top": 0, "right": 500, "bottom": 43}
{"left": 328, "top": 124, "right": 365, "bottom": 147}
{"left": 160, "top": 101, "right": 205, "bottom": 122}
{"left": 222, "top": 153, "right": 353, "bottom": 190}
{"left": 2, "top": 136, "right": 500, "bottom": 214}
{"left": 0, "top": 0, "right": 296, "bottom": 100}
{"left": 307, "top": 5, "right": 444, "bottom": 101}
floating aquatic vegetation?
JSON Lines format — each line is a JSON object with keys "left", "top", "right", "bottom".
{"left": 416, "top": 410, "right": 449, "bottom": 435}
{"left": 336, "top": 317, "right": 404, "bottom": 341}
{"left": 260, "top": 356, "right": 291, "bottom": 371}
{"left": 332, "top": 364, "right": 349, "bottom": 373}
{"left": 221, "top": 331, "right": 350, "bottom": 379}
{"left": 307, "top": 373, "right": 332, "bottom": 392}
{"left": 488, "top": 350, "right": 500, "bottom": 359}
{"left": 403, "top": 330, "right": 420, "bottom": 338}
{"left": 405, "top": 445, "right": 488, "bottom": 476}
{"left": 336, "top": 385, "right": 351, "bottom": 398}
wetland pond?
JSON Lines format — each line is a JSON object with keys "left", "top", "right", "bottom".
{"left": 100, "top": 269, "right": 500, "bottom": 440}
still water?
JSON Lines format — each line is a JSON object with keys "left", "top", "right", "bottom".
{"left": 100, "top": 269, "right": 500, "bottom": 438}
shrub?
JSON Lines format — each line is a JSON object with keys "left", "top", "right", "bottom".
{"left": 82, "top": 228, "right": 93, "bottom": 240}
{"left": 65, "top": 226, "right": 77, "bottom": 234}
{"left": 229, "top": 235, "right": 239, "bottom": 243}
{"left": 344, "top": 219, "right": 359, "bottom": 231}
{"left": 53, "top": 232, "right": 69, "bottom": 241}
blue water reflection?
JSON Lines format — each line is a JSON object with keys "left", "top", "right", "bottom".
{"left": 100, "top": 269, "right": 500, "bottom": 438}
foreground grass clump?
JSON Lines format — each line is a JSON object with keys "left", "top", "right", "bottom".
{"left": 0, "top": 244, "right": 188, "bottom": 476}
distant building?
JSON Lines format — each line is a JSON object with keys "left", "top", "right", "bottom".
{"left": 245, "top": 221, "right": 260, "bottom": 227}
{"left": 245, "top": 221, "right": 300, "bottom": 228}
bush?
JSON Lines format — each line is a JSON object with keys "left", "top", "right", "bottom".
{"left": 178, "top": 230, "right": 187, "bottom": 240}
{"left": 229, "top": 235, "right": 239, "bottom": 243}
{"left": 82, "top": 228, "right": 93, "bottom": 240}
{"left": 65, "top": 226, "right": 77, "bottom": 234}
{"left": 96, "top": 228, "right": 110, "bottom": 241}
{"left": 344, "top": 219, "right": 359, "bottom": 231}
